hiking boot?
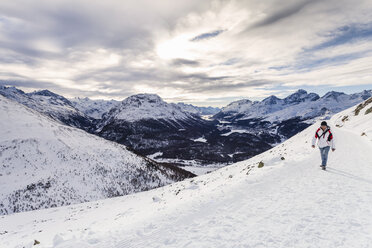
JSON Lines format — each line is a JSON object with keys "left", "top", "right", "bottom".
{"left": 322, "top": 165, "right": 326, "bottom": 170}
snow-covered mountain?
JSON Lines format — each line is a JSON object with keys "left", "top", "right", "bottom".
{"left": 0, "top": 86, "right": 93, "bottom": 131}
{"left": 99, "top": 94, "right": 200, "bottom": 124}
{"left": 95, "top": 93, "right": 209, "bottom": 147}
{"left": 95, "top": 93, "right": 273, "bottom": 166}
{"left": 0, "top": 95, "right": 194, "bottom": 215}
{"left": 213, "top": 89, "right": 372, "bottom": 142}
{"left": 215, "top": 89, "right": 372, "bottom": 122}
{"left": 70, "top": 97, "right": 218, "bottom": 120}
{"left": 96, "top": 93, "right": 211, "bottom": 151}
{"left": 70, "top": 97, "right": 119, "bottom": 119}
{"left": 176, "top": 102, "right": 220, "bottom": 116}
{"left": 2, "top": 97, "right": 371, "bottom": 248}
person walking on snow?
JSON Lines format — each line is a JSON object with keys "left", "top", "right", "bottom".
{"left": 312, "top": 121, "right": 336, "bottom": 170}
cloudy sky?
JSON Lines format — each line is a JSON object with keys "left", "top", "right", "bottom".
{"left": 0, "top": 0, "right": 371, "bottom": 106}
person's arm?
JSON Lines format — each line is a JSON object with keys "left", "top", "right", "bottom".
{"left": 331, "top": 134, "right": 336, "bottom": 151}
{"left": 311, "top": 131, "right": 317, "bottom": 147}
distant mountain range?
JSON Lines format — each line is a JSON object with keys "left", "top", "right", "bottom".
{"left": 214, "top": 89, "right": 372, "bottom": 139}
{"left": 216, "top": 89, "right": 372, "bottom": 122}
{"left": 175, "top": 102, "right": 220, "bottom": 116}
{"left": 1, "top": 85, "right": 371, "bottom": 168}
{"left": 70, "top": 96, "right": 220, "bottom": 120}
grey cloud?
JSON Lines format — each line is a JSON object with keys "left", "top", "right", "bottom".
{"left": 0, "top": 0, "right": 212, "bottom": 63}
{"left": 190, "top": 29, "right": 225, "bottom": 41}
{"left": 190, "top": 79, "right": 275, "bottom": 93}
{"left": 296, "top": 51, "right": 370, "bottom": 72}
{"left": 243, "top": 0, "right": 316, "bottom": 31}
{"left": 170, "top": 58, "right": 200, "bottom": 67}
{"left": 178, "top": 73, "right": 231, "bottom": 82}
{"left": 305, "top": 23, "right": 372, "bottom": 52}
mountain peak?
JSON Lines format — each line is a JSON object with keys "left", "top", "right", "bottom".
{"left": 262, "top": 95, "right": 281, "bottom": 105}
{"left": 226, "top": 98, "right": 253, "bottom": 107}
{"left": 221, "top": 98, "right": 253, "bottom": 113}
{"left": 122, "top": 93, "right": 164, "bottom": 106}
{"left": 28, "top": 89, "right": 73, "bottom": 106}
{"left": 107, "top": 93, "right": 197, "bottom": 122}
{"left": 296, "top": 89, "right": 307, "bottom": 94}
{"left": 0, "top": 85, "right": 25, "bottom": 95}
{"left": 322, "top": 91, "right": 346, "bottom": 99}
{"left": 284, "top": 89, "right": 310, "bottom": 104}
{"left": 30, "top": 89, "right": 58, "bottom": 97}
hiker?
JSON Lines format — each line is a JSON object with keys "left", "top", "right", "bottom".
{"left": 311, "top": 121, "right": 336, "bottom": 170}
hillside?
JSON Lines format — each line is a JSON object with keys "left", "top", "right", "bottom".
{"left": 1, "top": 98, "right": 371, "bottom": 247}
{"left": 0, "top": 95, "right": 193, "bottom": 215}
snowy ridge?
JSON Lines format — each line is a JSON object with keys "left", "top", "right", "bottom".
{"left": 0, "top": 95, "right": 193, "bottom": 215}
{"left": 104, "top": 94, "right": 199, "bottom": 123}
{"left": 70, "top": 97, "right": 119, "bottom": 119}
{"left": 175, "top": 102, "right": 220, "bottom": 116}
{"left": 0, "top": 86, "right": 93, "bottom": 131}
{"left": 1, "top": 98, "right": 371, "bottom": 247}
{"left": 216, "top": 89, "right": 372, "bottom": 122}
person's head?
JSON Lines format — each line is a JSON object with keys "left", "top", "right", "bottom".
{"left": 320, "top": 121, "right": 327, "bottom": 130}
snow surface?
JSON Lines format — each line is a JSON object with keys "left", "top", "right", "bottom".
{"left": 1, "top": 98, "right": 372, "bottom": 247}
{"left": 147, "top": 152, "right": 224, "bottom": 175}
{"left": 180, "top": 165, "right": 223, "bottom": 175}
{"left": 192, "top": 137, "right": 207, "bottom": 143}
{"left": 220, "top": 129, "right": 251, "bottom": 136}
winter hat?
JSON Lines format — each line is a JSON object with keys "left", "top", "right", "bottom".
{"left": 321, "top": 121, "right": 327, "bottom": 126}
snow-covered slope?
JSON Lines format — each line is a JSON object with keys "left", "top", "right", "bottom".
{"left": 333, "top": 96, "right": 372, "bottom": 140}
{"left": 1, "top": 98, "right": 371, "bottom": 247}
{"left": 70, "top": 97, "right": 119, "bottom": 119}
{"left": 0, "top": 86, "right": 93, "bottom": 131}
{"left": 0, "top": 95, "right": 193, "bottom": 215}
